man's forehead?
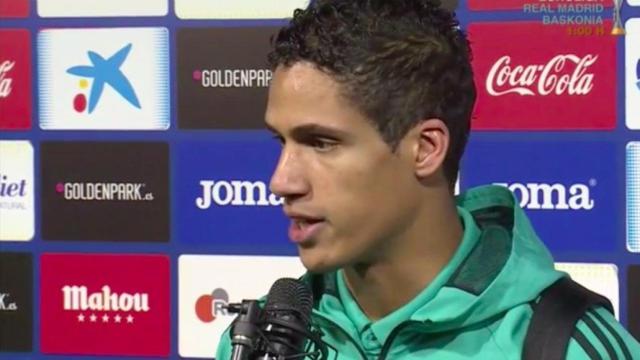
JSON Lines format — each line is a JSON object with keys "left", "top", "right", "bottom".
{"left": 274, "top": 62, "right": 340, "bottom": 94}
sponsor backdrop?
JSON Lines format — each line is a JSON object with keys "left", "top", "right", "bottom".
{"left": 0, "top": 0, "right": 639, "bottom": 359}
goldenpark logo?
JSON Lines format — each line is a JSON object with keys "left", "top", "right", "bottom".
{"left": 56, "top": 181, "right": 154, "bottom": 201}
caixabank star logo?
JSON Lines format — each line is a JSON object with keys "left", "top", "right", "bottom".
{"left": 40, "top": 253, "right": 170, "bottom": 356}
{"left": 38, "top": 27, "right": 169, "bottom": 130}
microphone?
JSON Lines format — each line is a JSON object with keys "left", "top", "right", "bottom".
{"left": 257, "top": 278, "right": 314, "bottom": 359}
{"left": 228, "top": 300, "right": 262, "bottom": 360}
{"left": 226, "top": 278, "right": 329, "bottom": 360}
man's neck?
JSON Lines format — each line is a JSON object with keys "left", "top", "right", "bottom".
{"left": 342, "top": 192, "right": 464, "bottom": 321}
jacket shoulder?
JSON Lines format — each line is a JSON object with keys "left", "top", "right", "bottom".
{"left": 566, "top": 306, "right": 640, "bottom": 360}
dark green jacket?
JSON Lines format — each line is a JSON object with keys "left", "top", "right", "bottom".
{"left": 216, "top": 185, "right": 640, "bottom": 359}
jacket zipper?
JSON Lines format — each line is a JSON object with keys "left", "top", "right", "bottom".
{"left": 312, "top": 311, "right": 424, "bottom": 360}
{"left": 312, "top": 310, "right": 369, "bottom": 360}
{"left": 376, "top": 321, "right": 422, "bottom": 360}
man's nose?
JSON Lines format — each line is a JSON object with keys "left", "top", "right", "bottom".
{"left": 269, "top": 148, "right": 309, "bottom": 199}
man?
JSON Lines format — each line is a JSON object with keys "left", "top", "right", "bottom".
{"left": 216, "top": 0, "right": 640, "bottom": 358}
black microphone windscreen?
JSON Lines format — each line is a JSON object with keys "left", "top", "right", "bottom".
{"left": 264, "top": 278, "right": 313, "bottom": 325}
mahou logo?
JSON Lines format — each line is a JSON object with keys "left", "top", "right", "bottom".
{"left": 469, "top": 22, "right": 615, "bottom": 130}
{"left": 0, "top": 29, "right": 31, "bottom": 129}
{"left": 41, "top": 254, "right": 169, "bottom": 356}
{"left": 63, "top": 285, "right": 150, "bottom": 313}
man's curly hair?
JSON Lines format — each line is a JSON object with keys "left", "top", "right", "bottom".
{"left": 268, "top": 0, "right": 476, "bottom": 188}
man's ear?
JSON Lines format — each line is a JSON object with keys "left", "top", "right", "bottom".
{"left": 412, "top": 118, "right": 449, "bottom": 179}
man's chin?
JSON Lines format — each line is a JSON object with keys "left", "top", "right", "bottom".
{"left": 298, "top": 250, "right": 341, "bottom": 274}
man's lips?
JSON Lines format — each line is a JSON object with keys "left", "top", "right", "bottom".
{"left": 288, "top": 218, "right": 326, "bottom": 244}
{"left": 285, "top": 213, "right": 326, "bottom": 244}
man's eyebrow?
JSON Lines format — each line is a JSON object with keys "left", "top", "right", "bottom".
{"left": 265, "top": 122, "right": 349, "bottom": 138}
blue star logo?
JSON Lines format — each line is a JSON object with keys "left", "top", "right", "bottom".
{"left": 67, "top": 43, "right": 141, "bottom": 113}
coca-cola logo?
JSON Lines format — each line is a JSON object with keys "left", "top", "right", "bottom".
{"left": 0, "top": 60, "right": 15, "bottom": 98}
{"left": 486, "top": 54, "right": 597, "bottom": 96}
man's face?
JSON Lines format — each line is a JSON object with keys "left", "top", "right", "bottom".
{"left": 266, "top": 62, "right": 422, "bottom": 273}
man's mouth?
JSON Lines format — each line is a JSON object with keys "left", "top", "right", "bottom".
{"left": 289, "top": 217, "right": 325, "bottom": 244}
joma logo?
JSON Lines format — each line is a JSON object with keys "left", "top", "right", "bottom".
{"left": 494, "top": 182, "right": 595, "bottom": 210}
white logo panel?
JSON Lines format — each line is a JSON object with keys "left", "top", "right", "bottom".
{"left": 628, "top": 142, "right": 640, "bottom": 252}
{"left": 175, "top": 0, "right": 309, "bottom": 19}
{"left": 555, "top": 262, "right": 619, "bottom": 318}
{"left": 0, "top": 141, "right": 34, "bottom": 241}
{"left": 626, "top": 19, "right": 640, "bottom": 129}
{"left": 178, "top": 255, "right": 305, "bottom": 358}
{"left": 37, "top": 0, "right": 168, "bottom": 17}
{"left": 38, "top": 28, "right": 169, "bottom": 130}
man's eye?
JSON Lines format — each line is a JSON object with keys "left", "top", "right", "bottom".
{"left": 310, "top": 138, "right": 338, "bottom": 151}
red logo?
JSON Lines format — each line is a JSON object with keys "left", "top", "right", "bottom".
{"left": 0, "top": 0, "right": 28, "bottom": 18}
{"left": 195, "top": 288, "right": 229, "bottom": 323}
{"left": 40, "top": 254, "right": 170, "bottom": 357}
{"left": 468, "top": 0, "right": 612, "bottom": 11}
{"left": 0, "top": 29, "right": 31, "bottom": 130}
{"left": 469, "top": 22, "right": 616, "bottom": 130}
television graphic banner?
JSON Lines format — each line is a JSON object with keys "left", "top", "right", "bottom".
{"left": 468, "top": 21, "right": 616, "bottom": 130}
{"left": 175, "top": 140, "right": 294, "bottom": 254}
{"left": 38, "top": 27, "right": 169, "bottom": 130}
{"left": 468, "top": 0, "right": 612, "bottom": 10}
{"left": 461, "top": 140, "right": 618, "bottom": 252}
